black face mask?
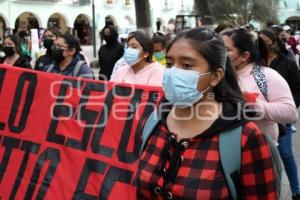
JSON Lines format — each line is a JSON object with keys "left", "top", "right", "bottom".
{"left": 52, "top": 46, "right": 65, "bottom": 63}
{"left": 43, "top": 39, "right": 54, "bottom": 50}
{"left": 281, "top": 38, "right": 288, "bottom": 43}
{"left": 103, "top": 34, "right": 115, "bottom": 44}
{"left": 3, "top": 46, "right": 15, "bottom": 56}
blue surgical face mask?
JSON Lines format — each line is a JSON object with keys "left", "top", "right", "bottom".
{"left": 163, "top": 67, "right": 211, "bottom": 108}
{"left": 123, "top": 47, "right": 140, "bottom": 66}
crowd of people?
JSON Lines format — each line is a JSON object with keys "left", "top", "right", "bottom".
{"left": 1, "top": 22, "right": 300, "bottom": 199}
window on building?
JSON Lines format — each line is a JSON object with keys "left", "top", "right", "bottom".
{"left": 125, "top": 0, "right": 131, "bottom": 6}
{"left": 164, "top": 0, "right": 168, "bottom": 7}
{"left": 106, "top": 0, "right": 113, "bottom": 4}
{"left": 163, "top": 0, "right": 173, "bottom": 10}
{"left": 284, "top": 1, "right": 287, "bottom": 8}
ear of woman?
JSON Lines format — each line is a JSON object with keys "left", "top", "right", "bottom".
{"left": 210, "top": 68, "right": 224, "bottom": 87}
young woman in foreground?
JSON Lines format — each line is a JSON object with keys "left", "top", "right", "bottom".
{"left": 136, "top": 28, "right": 277, "bottom": 199}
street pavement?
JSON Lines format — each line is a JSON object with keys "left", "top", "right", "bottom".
{"left": 81, "top": 45, "right": 300, "bottom": 200}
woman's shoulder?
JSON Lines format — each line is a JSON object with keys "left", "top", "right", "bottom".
{"left": 0, "top": 56, "right": 5, "bottom": 63}
{"left": 15, "top": 55, "right": 32, "bottom": 69}
{"left": 241, "top": 121, "right": 267, "bottom": 145}
{"left": 114, "top": 64, "right": 131, "bottom": 74}
{"left": 110, "top": 64, "right": 131, "bottom": 81}
{"left": 262, "top": 66, "right": 286, "bottom": 81}
{"left": 148, "top": 62, "right": 165, "bottom": 72}
{"left": 76, "top": 61, "right": 94, "bottom": 79}
{"left": 242, "top": 121, "right": 261, "bottom": 136}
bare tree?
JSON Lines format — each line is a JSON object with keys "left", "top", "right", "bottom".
{"left": 208, "top": 0, "right": 279, "bottom": 25}
{"left": 134, "top": 0, "right": 153, "bottom": 36}
{"left": 194, "top": 0, "right": 214, "bottom": 25}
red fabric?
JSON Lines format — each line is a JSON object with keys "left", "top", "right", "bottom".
{"left": 288, "top": 36, "right": 298, "bottom": 54}
{"left": 137, "top": 122, "right": 277, "bottom": 199}
{"left": 0, "top": 64, "right": 163, "bottom": 199}
{"left": 243, "top": 92, "right": 259, "bottom": 103}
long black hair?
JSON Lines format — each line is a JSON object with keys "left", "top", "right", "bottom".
{"left": 222, "top": 28, "right": 265, "bottom": 66}
{"left": 258, "top": 29, "right": 288, "bottom": 64}
{"left": 166, "top": 28, "right": 245, "bottom": 104}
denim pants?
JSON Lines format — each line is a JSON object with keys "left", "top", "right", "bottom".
{"left": 278, "top": 125, "right": 300, "bottom": 194}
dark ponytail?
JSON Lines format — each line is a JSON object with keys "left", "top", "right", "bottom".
{"left": 259, "top": 29, "right": 289, "bottom": 56}
{"left": 214, "top": 58, "right": 244, "bottom": 103}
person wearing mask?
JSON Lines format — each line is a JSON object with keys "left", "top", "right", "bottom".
{"left": 0, "top": 34, "right": 31, "bottom": 69}
{"left": 259, "top": 29, "right": 300, "bottom": 200}
{"left": 18, "top": 30, "right": 32, "bottom": 58}
{"left": 222, "top": 28, "right": 298, "bottom": 141}
{"left": 152, "top": 33, "right": 167, "bottom": 66}
{"left": 272, "top": 26, "right": 296, "bottom": 61}
{"left": 35, "top": 27, "right": 62, "bottom": 71}
{"left": 44, "top": 34, "right": 93, "bottom": 79}
{"left": 98, "top": 25, "right": 124, "bottom": 80}
{"left": 137, "top": 28, "right": 278, "bottom": 199}
{"left": 110, "top": 31, "right": 164, "bottom": 86}
{"left": 282, "top": 25, "right": 298, "bottom": 55}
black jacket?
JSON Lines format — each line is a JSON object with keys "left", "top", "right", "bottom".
{"left": 35, "top": 50, "right": 54, "bottom": 71}
{"left": 269, "top": 54, "right": 300, "bottom": 107}
{"left": 98, "top": 41, "right": 124, "bottom": 80}
{"left": 0, "top": 55, "right": 32, "bottom": 69}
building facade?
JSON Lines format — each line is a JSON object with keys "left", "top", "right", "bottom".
{"left": 278, "top": 0, "right": 300, "bottom": 30}
{"left": 0, "top": 0, "right": 137, "bottom": 44}
{"left": 0, "top": 0, "right": 194, "bottom": 45}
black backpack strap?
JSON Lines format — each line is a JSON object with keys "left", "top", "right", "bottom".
{"left": 219, "top": 126, "right": 243, "bottom": 200}
{"left": 252, "top": 65, "right": 268, "bottom": 101}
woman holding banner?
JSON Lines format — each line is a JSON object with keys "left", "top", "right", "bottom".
{"left": 0, "top": 34, "right": 31, "bottom": 69}
{"left": 44, "top": 34, "right": 94, "bottom": 79}
{"left": 110, "top": 31, "right": 164, "bottom": 86}
{"left": 136, "top": 28, "right": 278, "bottom": 199}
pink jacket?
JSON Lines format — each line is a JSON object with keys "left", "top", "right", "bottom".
{"left": 110, "top": 62, "right": 164, "bottom": 87}
{"left": 237, "top": 63, "right": 298, "bottom": 140}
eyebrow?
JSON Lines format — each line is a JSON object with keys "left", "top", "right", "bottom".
{"left": 166, "top": 55, "right": 197, "bottom": 62}
{"left": 180, "top": 56, "right": 197, "bottom": 62}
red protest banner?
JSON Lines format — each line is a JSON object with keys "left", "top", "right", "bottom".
{"left": 0, "top": 64, "right": 163, "bottom": 200}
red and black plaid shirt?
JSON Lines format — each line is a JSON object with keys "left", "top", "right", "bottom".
{"left": 136, "top": 121, "right": 277, "bottom": 199}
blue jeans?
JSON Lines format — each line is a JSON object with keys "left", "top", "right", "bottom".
{"left": 278, "top": 124, "right": 300, "bottom": 194}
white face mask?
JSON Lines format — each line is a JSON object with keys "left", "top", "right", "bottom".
{"left": 163, "top": 67, "right": 210, "bottom": 108}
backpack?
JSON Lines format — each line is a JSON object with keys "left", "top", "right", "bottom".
{"left": 46, "top": 60, "right": 85, "bottom": 77}
{"left": 140, "top": 108, "right": 282, "bottom": 199}
{"left": 252, "top": 65, "right": 288, "bottom": 137}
